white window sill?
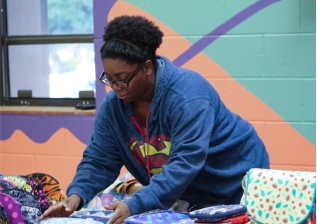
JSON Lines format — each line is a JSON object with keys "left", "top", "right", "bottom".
{"left": 0, "top": 106, "right": 95, "bottom": 115}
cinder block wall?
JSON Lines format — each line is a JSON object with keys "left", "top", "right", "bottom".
{"left": 0, "top": 0, "right": 315, "bottom": 193}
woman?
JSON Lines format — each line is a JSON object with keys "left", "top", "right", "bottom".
{"left": 39, "top": 15, "right": 269, "bottom": 224}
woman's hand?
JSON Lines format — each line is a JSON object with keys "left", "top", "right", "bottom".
{"left": 38, "top": 194, "right": 82, "bottom": 221}
{"left": 104, "top": 201, "right": 132, "bottom": 224}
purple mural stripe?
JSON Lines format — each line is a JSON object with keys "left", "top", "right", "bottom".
{"left": 65, "top": 117, "right": 95, "bottom": 145}
{"left": 173, "top": 0, "right": 281, "bottom": 67}
{"left": 1, "top": 114, "right": 63, "bottom": 142}
{"left": 95, "top": 39, "right": 108, "bottom": 112}
{"left": 94, "top": 0, "right": 117, "bottom": 112}
{"left": 0, "top": 114, "right": 94, "bottom": 145}
{"left": 93, "top": 0, "right": 117, "bottom": 39}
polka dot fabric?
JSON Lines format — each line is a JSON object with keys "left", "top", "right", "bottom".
{"left": 240, "top": 168, "right": 316, "bottom": 224}
{"left": 20, "top": 176, "right": 50, "bottom": 214}
{"left": 0, "top": 192, "right": 25, "bottom": 224}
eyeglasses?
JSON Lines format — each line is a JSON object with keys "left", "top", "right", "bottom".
{"left": 99, "top": 62, "right": 145, "bottom": 88}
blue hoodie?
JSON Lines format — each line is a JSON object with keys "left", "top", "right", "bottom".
{"left": 67, "top": 55, "right": 270, "bottom": 215}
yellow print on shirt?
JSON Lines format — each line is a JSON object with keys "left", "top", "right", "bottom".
{"left": 127, "top": 134, "right": 171, "bottom": 175}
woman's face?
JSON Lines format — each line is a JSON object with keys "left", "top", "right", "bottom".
{"left": 102, "top": 58, "right": 153, "bottom": 102}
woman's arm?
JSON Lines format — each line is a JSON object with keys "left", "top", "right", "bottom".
{"left": 66, "top": 99, "right": 124, "bottom": 208}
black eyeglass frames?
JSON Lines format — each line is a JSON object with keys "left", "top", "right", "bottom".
{"left": 99, "top": 62, "right": 145, "bottom": 88}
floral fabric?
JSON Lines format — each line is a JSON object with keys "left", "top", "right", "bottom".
{"left": 0, "top": 176, "right": 32, "bottom": 193}
{"left": 96, "top": 192, "right": 132, "bottom": 206}
{"left": 241, "top": 168, "right": 316, "bottom": 224}
{"left": 0, "top": 180, "right": 16, "bottom": 191}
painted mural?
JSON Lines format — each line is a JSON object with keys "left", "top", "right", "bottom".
{"left": 0, "top": 0, "right": 315, "bottom": 192}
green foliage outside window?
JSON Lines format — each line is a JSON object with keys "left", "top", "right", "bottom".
{"left": 48, "top": 0, "right": 93, "bottom": 35}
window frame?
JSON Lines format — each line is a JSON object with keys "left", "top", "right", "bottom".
{"left": 0, "top": 0, "right": 95, "bottom": 107}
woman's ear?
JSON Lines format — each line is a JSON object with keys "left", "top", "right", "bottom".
{"left": 144, "top": 60, "right": 153, "bottom": 76}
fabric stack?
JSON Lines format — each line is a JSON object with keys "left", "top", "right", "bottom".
{"left": 39, "top": 172, "right": 142, "bottom": 224}
{"left": 188, "top": 205, "right": 250, "bottom": 224}
{"left": 122, "top": 205, "right": 250, "bottom": 224}
{"left": 0, "top": 173, "right": 65, "bottom": 224}
{"left": 38, "top": 172, "right": 193, "bottom": 223}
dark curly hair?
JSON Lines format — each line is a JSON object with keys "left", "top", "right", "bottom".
{"left": 100, "top": 15, "right": 164, "bottom": 72}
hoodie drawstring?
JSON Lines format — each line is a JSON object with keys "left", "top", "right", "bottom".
{"left": 145, "top": 111, "right": 151, "bottom": 180}
{"left": 131, "top": 110, "right": 152, "bottom": 180}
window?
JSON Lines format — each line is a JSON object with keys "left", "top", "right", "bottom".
{"left": 0, "top": 0, "right": 95, "bottom": 106}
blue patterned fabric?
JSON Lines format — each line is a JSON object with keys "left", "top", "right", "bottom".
{"left": 40, "top": 218, "right": 104, "bottom": 224}
{"left": 69, "top": 210, "right": 113, "bottom": 224}
{"left": 124, "top": 211, "right": 194, "bottom": 224}
{"left": 188, "top": 204, "right": 247, "bottom": 222}
{"left": 2, "top": 189, "right": 42, "bottom": 224}
{"left": 69, "top": 216, "right": 109, "bottom": 224}
{"left": 72, "top": 210, "right": 113, "bottom": 217}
